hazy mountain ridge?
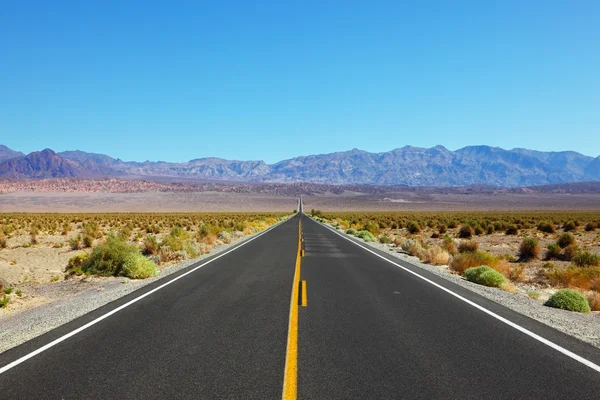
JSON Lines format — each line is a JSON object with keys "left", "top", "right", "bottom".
{"left": 0, "top": 144, "right": 598, "bottom": 187}
{"left": 0, "top": 145, "right": 25, "bottom": 163}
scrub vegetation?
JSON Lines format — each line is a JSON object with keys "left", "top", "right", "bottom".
{"left": 0, "top": 213, "right": 286, "bottom": 309}
{"left": 310, "top": 210, "right": 600, "bottom": 313}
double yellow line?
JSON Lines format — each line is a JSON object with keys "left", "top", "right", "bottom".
{"left": 282, "top": 218, "right": 304, "bottom": 399}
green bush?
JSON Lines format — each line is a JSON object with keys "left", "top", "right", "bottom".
{"left": 364, "top": 221, "right": 380, "bottom": 235}
{"left": 563, "top": 221, "right": 576, "bottom": 232}
{"left": 545, "top": 243, "right": 561, "bottom": 260}
{"left": 572, "top": 250, "right": 600, "bottom": 268}
{"left": 66, "top": 253, "right": 89, "bottom": 272}
{"left": 345, "top": 228, "right": 358, "bottom": 236}
{"left": 0, "top": 295, "right": 9, "bottom": 308}
{"left": 544, "top": 289, "right": 590, "bottom": 313}
{"left": 356, "top": 230, "right": 375, "bottom": 242}
{"left": 121, "top": 253, "right": 158, "bottom": 279}
{"left": 505, "top": 225, "right": 519, "bottom": 235}
{"left": 82, "top": 234, "right": 147, "bottom": 277}
{"left": 464, "top": 266, "right": 507, "bottom": 288}
{"left": 161, "top": 226, "right": 188, "bottom": 252}
{"left": 557, "top": 233, "right": 576, "bottom": 249}
{"left": 518, "top": 237, "right": 540, "bottom": 261}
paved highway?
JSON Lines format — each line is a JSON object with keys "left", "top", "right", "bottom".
{"left": 1, "top": 205, "right": 600, "bottom": 399}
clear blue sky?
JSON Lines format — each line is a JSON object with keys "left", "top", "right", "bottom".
{"left": 1, "top": 1, "right": 599, "bottom": 163}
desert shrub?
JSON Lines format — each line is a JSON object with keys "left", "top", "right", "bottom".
{"left": 142, "top": 235, "right": 159, "bottom": 256}
{"left": 0, "top": 295, "right": 8, "bottom": 308}
{"left": 518, "top": 237, "right": 540, "bottom": 261}
{"left": 562, "top": 221, "right": 576, "bottom": 232}
{"left": 430, "top": 232, "right": 440, "bottom": 239}
{"left": 30, "top": 232, "right": 38, "bottom": 245}
{"left": 379, "top": 235, "right": 392, "bottom": 244}
{"left": 448, "top": 221, "right": 458, "bottom": 229}
{"left": 473, "top": 225, "right": 484, "bottom": 236}
{"left": 401, "top": 239, "right": 425, "bottom": 258}
{"left": 464, "top": 266, "right": 507, "bottom": 288}
{"left": 584, "top": 222, "right": 598, "bottom": 232}
{"left": 545, "top": 243, "right": 561, "bottom": 260}
{"left": 458, "top": 225, "right": 473, "bottom": 239}
{"left": 537, "top": 222, "right": 556, "bottom": 234}
{"left": 356, "top": 230, "right": 375, "bottom": 242}
{"left": 161, "top": 226, "right": 188, "bottom": 252}
{"left": 450, "top": 250, "right": 499, "bottom": 274}
{"left": 505, "top": 225, "right": 519, "bottom": 235}
{"left": 218, "top": 231, "right": 233, "bottom": 244}
{"left": 486, "top": 225, "right": 495, "bottom": 235}
{"left": 442, "top": 235, "right": 457, "bottom": 255}
{"left": 557, "top": 233, "right": 576, "bottom": 249}
{"left": 509, "top": 265, "right": 525, "bottom": 282}
{"left": 545, "top": 266, "right": 600, "bottom": 291}
{"left": 345, "top": 228, "right": 358, "bottom": 236}
{"left": 527, "top": 291, "right": 541, "bottom": 300}
{"left": 458, "top": 240, "right": 478, "bottom": 253}
{"left": 121, "top": 253, "right": 158, "bottom": 279}
{"left": 407, "top": 221, "right": 420, "bottom": 234}
{"left": 81, "top": 234, "right": 141, "bottom": 276}
{"left": 69, "top": 235, "right": 82, "bottom": 250}
{"left": 587, "top": 292, "right": 600, "bottom": 311}
{"left": 82, "top": 234, "right": 94, "bottom": 248}
{"left": 563, "top": 244, "right": 578, "bottom": 261}
{"left": 364, "top": 220, "right": 380, "bottom": 235}
{"left": 544, "top": 289, "right": 590, "bottom": 313}
{"left": 572, "top": 250, "right": 600, "bottom": 268}
{"left": 423, "top": 246, "right": 450, "bottom": 266}
{"left": 438, "top": 225, "right": 447, "bottom": 234}
{"left": 0, "top": 233, "right": 7, "bottom": 249}
{"left": 66, "top": 253, "right": 89, "bottom": 271}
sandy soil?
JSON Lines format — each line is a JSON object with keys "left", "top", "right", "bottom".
{"left": 0, "top": 192, "right": 299, "bottom": 212}
{"left": 2, "top": 191, "right": 600, "bottom": 213}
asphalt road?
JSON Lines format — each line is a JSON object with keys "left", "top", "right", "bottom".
{"left": 1, "top": 212, "right": 600, "bottom": 399}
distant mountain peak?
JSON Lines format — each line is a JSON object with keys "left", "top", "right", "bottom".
{"left": 0, "top": 145, "right": 26, "bottom": 163}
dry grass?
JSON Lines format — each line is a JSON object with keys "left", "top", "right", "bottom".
{"left": 586, "top": 291, "right": 600, "bottom": 311}
{"left": 545, "top": 267, "right": 600, "bottom": 292}
{"left": 423, "top": 246, "right": 451, "bottom": 266}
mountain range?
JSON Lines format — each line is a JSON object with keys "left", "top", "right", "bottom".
{"left": 0, "top": 145, "right": 599, "bottom": 187}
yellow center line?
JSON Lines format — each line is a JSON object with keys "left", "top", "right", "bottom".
{"left": 301, "top": 281, "right": 307, "bottom": 307}
{"left": 282, "top": 218, "right": 302, "bottom": 400}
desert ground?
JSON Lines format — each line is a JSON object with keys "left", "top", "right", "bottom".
{"left": 1, "top": 190, "right": 600, "bottom": 213}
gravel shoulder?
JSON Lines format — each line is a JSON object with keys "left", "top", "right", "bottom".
{"left": 0, "top": 221, "right": 283, "bottom": 354}
{"left": 319, "top": 221, "right": 600, "bottom": 349}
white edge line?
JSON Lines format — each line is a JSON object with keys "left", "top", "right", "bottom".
{"left": 0, "top": 218, "right": 289, "bottom": 375}
{"left": 312, "top": 218, "right": 600, "bottom": 374}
